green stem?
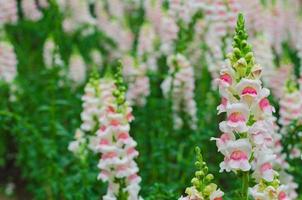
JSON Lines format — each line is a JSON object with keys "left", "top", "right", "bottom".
{"left": 241, "top": 172, "right": 249, "bottom": 200}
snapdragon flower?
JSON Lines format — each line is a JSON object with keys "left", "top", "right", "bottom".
{"left": 168, "top": 0, "right": 192, "bottom": 23}
{"left": 90, "top": 49, "right": 103, "bottom": 69}
{"left": 179, "top": 147, "right": 224, "bottom": 200}
{"left": 270, "top": 64, "right": 293, "bottom": 99}
{"left": 137, "top": 23, "right": 156, "bottom": 59}
{"left": 136, "top": 23, "right": 159, "bottom": 72}
{"left": 21, "top": 0, "right": 43, "bottom": 21}
{"left": 60, "top": 0, "right": 95, "bottom": 33}
{"left": 0, "top": 0, "right": 18, "bottom": 26}
{"left": 0, "top": 40, "right": 17, "bottom": 84}
{"left": 43, "top": 37, "right": 65, "bottom": 69}
{"left": 94, "top": 1, "right": 133, "bottom": 57}
{"left": 214, "top": 13, "right": 284, "bottom": 199}
{"left": 161, "top": 54, "right": 197, "bottom": 130}
{"left": 68, "top": 52, "right": 87, "bottom": 86}
{"left": 69, "top": 64, "right": 143, "bottom": 199}
{"left": 158, "top": 14, "right": 179, "bottom": 55}
{"left": 264, "top": 1, "right": 287, "bottom": 55}
{"left": 251, "top": 35, "right": 275, "bottom": 87}
{"left": 203, "top": 0, "right": 240, "bottom": 82}
{"left": 279, "top": 80, "right": 302, "bottom": 127}
{"left": 238, "top": 0, "right": 265, "bottom": 36}
{"left": 68, "top": 72, "right": 104, "bottom": 156}
{"left": 37, "top": 0, "right": 49, "bottom": 8}
{"left": 96, "top": 63, "right": 142, "bottom": 200}
{"left": 123, "top": 56, "right": 150, "bottom": 107}
{"left": 144, "top": 0, "right": 163, "bottom": 33}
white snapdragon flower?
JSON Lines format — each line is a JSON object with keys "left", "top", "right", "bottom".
{"left": 68, "top": 53, "right": 86, "bottom": 86}
{"left": 161, "top": 54, "right": 198, "bottom": 130}
{"left": 22, "top": 0, "right": 43, "bottom": 21}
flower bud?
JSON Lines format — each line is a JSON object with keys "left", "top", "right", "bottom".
{"left": 195, "top": 171, "right": 204, "bottom": 178}
{"left": 205, "top": 174, "right": 214, "bottom": 182}
{"left": 244, "top": 52, "right": 253, "bottom": 62}
{"left": 191, "top": 177, "right": 199, "bottom": 186}
{"left": 203, "top": 183, "right": 217, "bottom": 196}
{"left": 234, "top": 58, "right": 247, "bottom": 77}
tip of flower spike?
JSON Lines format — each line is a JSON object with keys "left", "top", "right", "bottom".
{"left": 113, "top": 61, "right": 127, "bottom": 106}
{"left": 228, "top": 13, "right": 257, "bottom": 79}
{"left": 233, "top": 13, "right": 250, "bottom": 53}
{"left": 89, "top": 68, "right": 99, "bottom": 82}
{"left": 285, "top": 79, "right": 298, "bottom": 93}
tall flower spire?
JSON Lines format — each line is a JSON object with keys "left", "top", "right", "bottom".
{"left": 214, "top": 13, "right": 287, "bottom": 199}
{"left": 161, "top": 53, "right": 198, "bottom": 130}
{"left": 69, "top": 62, "right": 142, "bottom": 199}
{"left": 96, "top": 62, "right": 143, "bottom": 200}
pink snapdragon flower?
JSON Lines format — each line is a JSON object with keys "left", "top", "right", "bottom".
{"left": 70, "top": 65, "right": 142, "bottom": 199}
{"left": 122, "top": 56, "right": 150, "bottom": 107}
{"left": 264, "top": 1, "right": 287, "bottom": 55}
{"left": 94, "top": 1, "right": 133, "bottom": 57}
{"left": 238, "top": 0, "right": 265, "bottom": 36}
{"left": 279, "top": 88, "right": 302, "bottom": 127}
{"left": 214, "top": 14, "right": 285, "bottom": 198}
{"left": 0, "top": 40, "right": 17, "bottom": 84}
{"left": 158, "top": 15, "right": 179, "bottom": 55}
{"left": 68, "top": 52, "right": 86, "bottom": 86}
{"left": 43, "top": 37, "right": 65, "bottom": 69}
{"left": 270, "top": 65, "right": 293, "bottom": 99}
{"left": 251, "top": 35, "right": 275, "bottom": 87}
{"left": 60, "top": 0, "right": 95, "bottom": 33}
{"left": 252, "top": 149, "right": 276, "bottom": 182}
{"left": 249, "top": 184, "right": 290, "bottom": 200}
{"left": 137, "top": 24, "right": 156, "bottom": 58}
{"left": 144, "top": 0, "right": 163, "bottom": 32}
{"left": 21, "top": 0, "right": 43, "bottom": 21}
{"left": 0, "top": 0, "right": 18, "bottom": 25}
{"left": 37, "top": 0, "right": 49, "bottom": 8}
{"left": 219, "top": 139, "right": 252, "bottom": 172}
{"left": 161, "top": 54, "right": 197, "bottom": 130}
{"left": 203, "top": 0, "right": 241, "bottom": 82}
{"left": 168, "top": 0, "right": 192, "bottom": 23}
{"left": 96, "top": 68, "right": 142, "bottom": 200}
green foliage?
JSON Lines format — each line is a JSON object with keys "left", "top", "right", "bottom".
{"left": 0, "top": 4, "right": 226, "bottom": 199}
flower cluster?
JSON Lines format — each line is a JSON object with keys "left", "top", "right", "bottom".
{"left": 69, "top": 64, "right": 143, "bottom": 199}
{"left": 238, "top": 0, "right": 265, "bottom": 36}
{"left": 96, "top": 64, "right": 142, "bottom": 200}
{"left": 0, "top": 0, "right": 17, "bottom": 26}
{"left": 275, "top": 78, "right": 302, "bottom": 163}
{"left": 251, "top": 35, "right": 275, "bottom": 87}
{"left": 43, "top": 37, "right": 64, "bottom": 69}
{"left": 272, "top": 131, "right": 299, "bottom": 199}
{"left": 214, "top": 13, "right": 287, "bottom": 199}
{"left": 203, "top": 0, "right": 240, "bottom": 82}
{"left": 21, "top": 0, "right": 43, "bottom": 21}
{"left": 137, "top": 23, "right": 158, "bottom": 72}
{"left": 179, "top": 147, "right": 224, "bottom": 200}
{"left": 270, "top": 64, "right": 293, "bottom": 99}
{"left": 0, "top": 40, "right": 17, "bottom": 84}
{"left": 95, "top": 1, "right": 133, "bottom": 57}
{"left": 58, "top": 0, "right": 95, "bottom": 33}
{"left": 68, "top": 72, "right": 103, "bottom": 156}
{"left": 68, "top": 52, "right": 87, "bottom": 86}
{"left": 161, "top": 54, "right": 197, "bottom": 130}
{"left": 279, "top": 80, "right": 302, "bottom": 128}
{"left": 123, "top": 56, "right": 150, "bottom": 107}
